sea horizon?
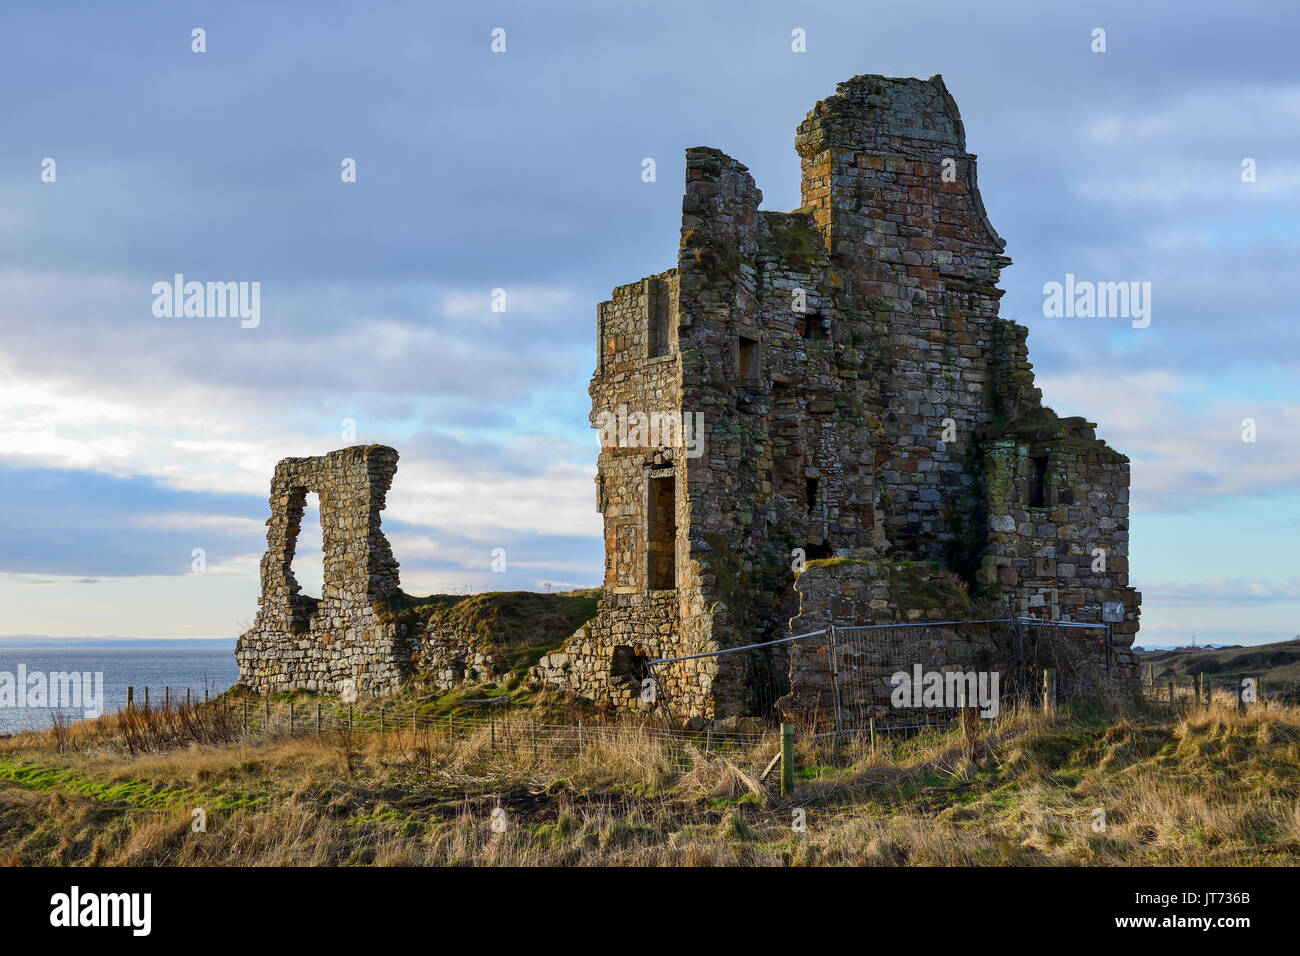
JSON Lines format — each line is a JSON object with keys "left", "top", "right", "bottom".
{"left": 0, "top": 646, "right": 239, "bottom": 734}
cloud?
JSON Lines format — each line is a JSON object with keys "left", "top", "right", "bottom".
{"left": 1140, "top": 577, "right": 1300, "bottom": 605}
{"left": 134, "top": 512, "right": 267, "bottom": 536}
{"left": 2, "top": 0, "right": 1300, "bottom": 639}
{"left": 1036, "top": 369, "right": 1300, "bottom": 514}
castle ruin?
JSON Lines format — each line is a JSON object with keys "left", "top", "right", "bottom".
{"left": 528, "top": 73, "right": 1141, "bottom": 718}
{"left": 237, "top": 74, "right": 1141, "bottom": 721}
{"left": 235, "top": 445, "right": 411, "bottom": 696}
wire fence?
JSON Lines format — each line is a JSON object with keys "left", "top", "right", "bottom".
{"left": 45, "top": 689, "right": 1004, "bottom": 780}
{"left": 32, "top": 642, "right": 1294, "bottom": 783}
{"left": 1137, "top": 671, "right": 1299, "bottom": 708}
{"left": 646, "top": 616, "right": 1120, "bottom": 732}
{"left": 55, "top": 694, "right": 776, "bottom": 773}
{"left": 831, "top": 619, "right": 1016, "bottom": 731}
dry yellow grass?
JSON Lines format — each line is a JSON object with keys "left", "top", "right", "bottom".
{"left": 1, "top": 697, "right": 1296, "bottom": 866}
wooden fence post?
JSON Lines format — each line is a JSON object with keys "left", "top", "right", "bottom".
{"left": 265, "top": 697, "right": 270, "bottom": 729}
{"left": 959, "top": 682, "right": 978, "bottom": 753}
{"left": 1167, "top": 677, "right": 1175, "bottom": 705}
{"left": 578, "top": 719, "right": 584, "bottom": 754}
{"left": 316, "top": 703, "right": 321, "bottom": 734}
{"left": 780, "top": 723, "right": 794, "bottom": 798}
{"left": 290, "top": 702, "right": 295, "bottom": 734}
{"left": 379, "top": 706, "right": 385, "bottom": 737}
{"left": 164, "top": 687, "right": 169, "bottom": 709}
{"left": 869, "top": 717, "right": 876, "bottom": 757}
{"left": 144, "top": 687, "right": 149, "bottom": 710}
{"left": 127, "top": 687, "right": 134, "bottom": 710}
{"left": 1043, "top": 669, "right": 1057, "bottom": 714}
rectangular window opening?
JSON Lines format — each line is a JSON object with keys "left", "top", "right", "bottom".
{"left": 799, "top": 315, "right": 826, "bottom": 340}
{"left": 737, "top": 335, "right": 761, "bottom": 382}
{"left": 610, "top": 645, "right": 651, "bottom": 686}
{"left": 647, "top": 281, "right": 672, "bottom": 358}
{"left": 647, "top": 474, "right": 677, "bottom": 590}
{"left": 1028, "top": 456, "right": 1048, "bottom": 508}
{"left": 804, "top": 541, "right": 833, "bottom": 561}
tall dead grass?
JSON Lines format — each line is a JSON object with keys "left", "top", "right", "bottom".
{"left": 1, "top": 695, "right": 1297, "bottom": 866}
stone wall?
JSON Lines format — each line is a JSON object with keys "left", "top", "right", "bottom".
{"left": 407, "top": 591, "right": 600, "bottom": 694}
{"left": 235, "top": 445, "right": 412, "bottom": 697}
{"left": 780, "top": 559, "right": 1131, "bottom": 729}
{"left": 531, "top": 72, "right": 1141, "bottom": 721}
{"left": 414, "top": 623, "right": 499, "bottom": 693}
{"left": 779, "top": 561, "right": 1001, "bottom": 726}
{"left": 977, "top": 411, "right": 1141, "bottom": 673}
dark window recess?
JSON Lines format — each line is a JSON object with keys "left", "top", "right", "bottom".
{"left": 647, "top": 282, "right": 672, "bottom": 358}
{"left": 805, "top": 477, "right": 819, "bottom": 514}
{"left": 610, "top": 645, "right": 651, "bottom": 685}
{"left": 647, "top": 474, "right": 676, "bottom": 590}
{"left": 1028, "top": 456, "right": 1048, "bottom": 507}
{"left": 799, "top": 315, "right": 827, "bottom": 340}
{"left": 738, "top": 335, "right": 760, "bottom": 381}
{"left": 804, "top": 542, "right": 833, "bottom": 561}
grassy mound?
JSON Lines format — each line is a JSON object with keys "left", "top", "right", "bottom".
{"left": 376, "top": 588, "right": 600, "bottom": 676}
{"left": 1138, "top": 638, "right": 1300, "bottom": 684}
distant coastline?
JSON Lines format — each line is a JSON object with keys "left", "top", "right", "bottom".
{"left": 0, "top": 636, "right": 236, "bottom": 649}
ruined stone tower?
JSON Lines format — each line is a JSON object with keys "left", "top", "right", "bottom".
{"left": 529, "top": 74, "right": 1141, "bottom": 717}
{"left": 236, "top": 445, "right": 410, "bottom": 696}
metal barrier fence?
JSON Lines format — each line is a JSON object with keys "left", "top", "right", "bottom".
{"left": 830, "top": 619, "right": 1013, "bottom": 731}
{"left": 647, "top": 616, "right": 1118, "bottom": 731}
{"left": 644, "top": 628, "right": 820, "bottom": 729}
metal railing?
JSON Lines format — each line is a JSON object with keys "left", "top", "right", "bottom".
{"left": 645, "top": 616, "right": 1119, "bottom": 731}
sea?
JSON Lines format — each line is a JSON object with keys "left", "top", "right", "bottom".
{"left": 0, "top": 644, "right": 239, "bottom": 735}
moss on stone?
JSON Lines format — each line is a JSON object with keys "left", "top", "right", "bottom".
{"left": 804, "top": 557, "right": 874, "bottom": 570}
{"left": 690, "top": 240, "right": 742, "bottom": 278}
{"left": 760, "top": 212, "right": 823, "bottom": 270}
{"left": 885, "top": 561, "right": 978, "bottom": 617}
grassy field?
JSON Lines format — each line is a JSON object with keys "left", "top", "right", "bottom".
{"left": 1137, "top": 638, "right": 1300, "bottom": 685}
{"left": 1, "top": 692, "right": 1297, "bottom": 866}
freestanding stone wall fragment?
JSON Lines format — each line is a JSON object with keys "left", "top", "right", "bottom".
{"left": 528, "top": 73, "right": 1141, "bottom": 720}
{"left": 236, "top": 444, "right": 410, "bottom": 696}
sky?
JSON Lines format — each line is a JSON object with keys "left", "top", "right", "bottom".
{"left": 0, "top": 0, "right": 1296, "bottom": 648}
